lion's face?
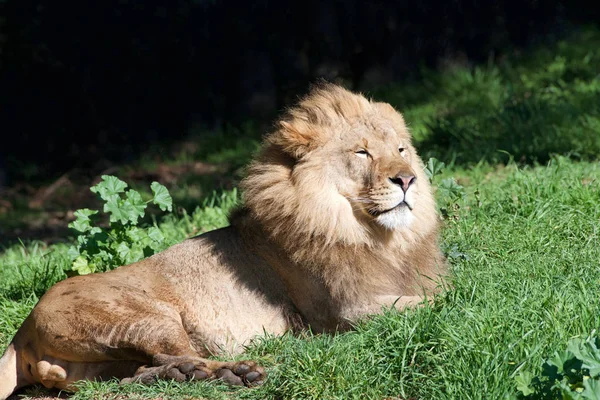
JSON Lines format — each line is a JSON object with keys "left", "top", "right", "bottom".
{"left": 243, "top": 84, "right": 437, "bottom": 246}
{"left": 308, "top": 105, "right": 423, "bottom": 230}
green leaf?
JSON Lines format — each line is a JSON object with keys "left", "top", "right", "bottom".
{"left": 147, "top": 226, "right": 164, "bottom": 242}
{"left": 104, "top": 195, "right": 129, "bottom": 224}
{"left": 127, "top": 227, "right": 148, "bottom": 243}
{"left": 77, "top": 234, "right": 89, "bottom": 246}
{"left": 425, "top": 157, "right": 446, "bottom": 180}
{"left": 515, "top": 371, "right": 535, "bottom": 396}
{"left": 89, "top": 226, "right": 103, "bottom": 236}
{"left": 570, "top": 338, "right": 600, "bottom": 377}
{"left": 147, "top": 226, "right": 166, "bottom": 253}
{"left": 74, "top": 208, "right": 98, "bottom": 218}
{"left": 67, "top": 245, "right": 80, "bottom": 261}
{"left": 121, "top": 189, "right": 147, "bottom": 224}
{"left": 439, "top": 178, "right": 465, "bottom": 200}
{"left": 445, "top": 243, "right": 470, "bottom": 261}
{"left": 114, "top": 242, "right": 131, "bottom": 263}
{"left": 68, "top": 208, "right": 99, "bottom": 233}
{"left": 127, "top": 247, "right": 145, "bottom": 264}
{"left": 95, "top": 249, "right": 113, "bottom": 263}
{"left": 151, "top": 182, "right": 173, "bottom": 212}
{"left": 582, "top": 378, "right": 600, "bottom": 400}
{"left": 558, "top": 383, "right": 583, "bottom": 400}
{"left": 91, "top": 175, "right": 128, "bottom": 201}
{"left": 69, "top": 219, "right": 91, "bottom": 233}
{"left": 113, "top": 241, "right": 145, "bottom": 264}
{"left": 547, "top": 350, "right": 577, "bottom": 374}
{"left": 72, "top": 256, "right": 95, "bottom": 275}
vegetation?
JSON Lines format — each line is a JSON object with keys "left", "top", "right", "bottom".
{"left": 516, "top": 333, "right": 600, "bottom": 399}
{"left": 1, "top": 28, "right": 600, "bottom": 399}
{"left": 67, "top": 176, "right": 174, "bottom": 275}
{"left": 373, "top": 28, "right": 600, "bottom": 164}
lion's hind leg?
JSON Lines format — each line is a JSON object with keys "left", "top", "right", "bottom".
{"left": 120, "top": 354, "right": 265, "bottom": 387}
{"left": 14, "top": 272, "right": 267, "bottom": 393}
{"left": 27, "top": 356, "right": 142, "bottom": 391}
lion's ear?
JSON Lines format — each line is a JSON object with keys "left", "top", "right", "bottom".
{"left": 373, "top": 102, "right": 409, "bottom": 136}
{"left": 373, "top": 102, "right": 404, "bottom": 120}
{"left": 272, "top": 120, "right": 321, "bottom": 158}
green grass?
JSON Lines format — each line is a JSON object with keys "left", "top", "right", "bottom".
{"left": 2, "top": 27, "right": 600, "bottom": 400}
{"left": 1, "top": 157, "right": 598, "bottom": 399}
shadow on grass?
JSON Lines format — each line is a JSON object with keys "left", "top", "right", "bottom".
{"left": 417, "top": 90, "right": 600, "bottom": 166}
{"left": 0, "top": 124, "right": 262, "bottom": 247}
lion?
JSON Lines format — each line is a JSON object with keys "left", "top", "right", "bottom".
{"left": 0, "top": 83, "right": 446, "bottom": 398}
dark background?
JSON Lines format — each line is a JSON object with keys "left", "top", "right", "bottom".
{"left": 0, "top": 0, "right": 599, "bottom": 186}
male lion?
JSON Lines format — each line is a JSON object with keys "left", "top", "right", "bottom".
{"left": 0, "top": 84, "right": 446, "bottom": 398}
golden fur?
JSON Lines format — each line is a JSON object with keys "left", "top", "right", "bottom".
{"left": 0, "top": 84, "right": 446, "bottom": 398}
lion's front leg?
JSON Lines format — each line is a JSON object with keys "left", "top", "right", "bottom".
{"left": 386, "top": 294, "right": 428, "bottom": 310}
{"left": 120, "top": 354, "right": 265, "bottom": 387}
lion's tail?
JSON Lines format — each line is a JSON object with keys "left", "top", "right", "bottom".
{"left": 0, "top": 331, "right": 33, "bottom": 400}
{"left": 0, "top": 343, "right": 20, "bottom": 399}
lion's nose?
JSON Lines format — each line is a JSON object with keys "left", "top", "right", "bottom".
{"left": 389, "top": 175, "right": 416, "bottom": 192}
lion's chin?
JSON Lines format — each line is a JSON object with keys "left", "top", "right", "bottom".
{"left": 374, "top": 205, "right": 415, "bottom": 230}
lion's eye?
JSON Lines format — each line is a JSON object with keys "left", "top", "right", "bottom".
{"left": 355, "top": 149, "right": 370, "bottom": 158}
{"left": 398, "top": 147, "right": 406, "bottom": 154}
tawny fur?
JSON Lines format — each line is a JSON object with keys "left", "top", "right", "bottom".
{"left": 0, "top": 84, "right": 447, "bottom": 398}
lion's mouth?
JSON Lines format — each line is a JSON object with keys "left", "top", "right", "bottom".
{"left": 368, "top": 201, "right": 413, "bottom": 216}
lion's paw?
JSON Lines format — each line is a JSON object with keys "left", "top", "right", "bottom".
{"left": 216, "top": 361, "right": 265, "bottom": 386}
{"left": 120, "top": 357, "right": 265, "bottom": 387}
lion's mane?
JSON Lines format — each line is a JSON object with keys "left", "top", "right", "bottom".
{"left": 233, "top": 84, "right": 445, "bottom": 302}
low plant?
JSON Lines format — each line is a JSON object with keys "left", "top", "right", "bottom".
{"left": 516, "top": 332, "right": 600, "bottom": 399}
{"left": 67, "top": 175, "right": 173, "bottom": 275}
{"left": 424, "top": 157, "right": 465, "bottom": 220}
